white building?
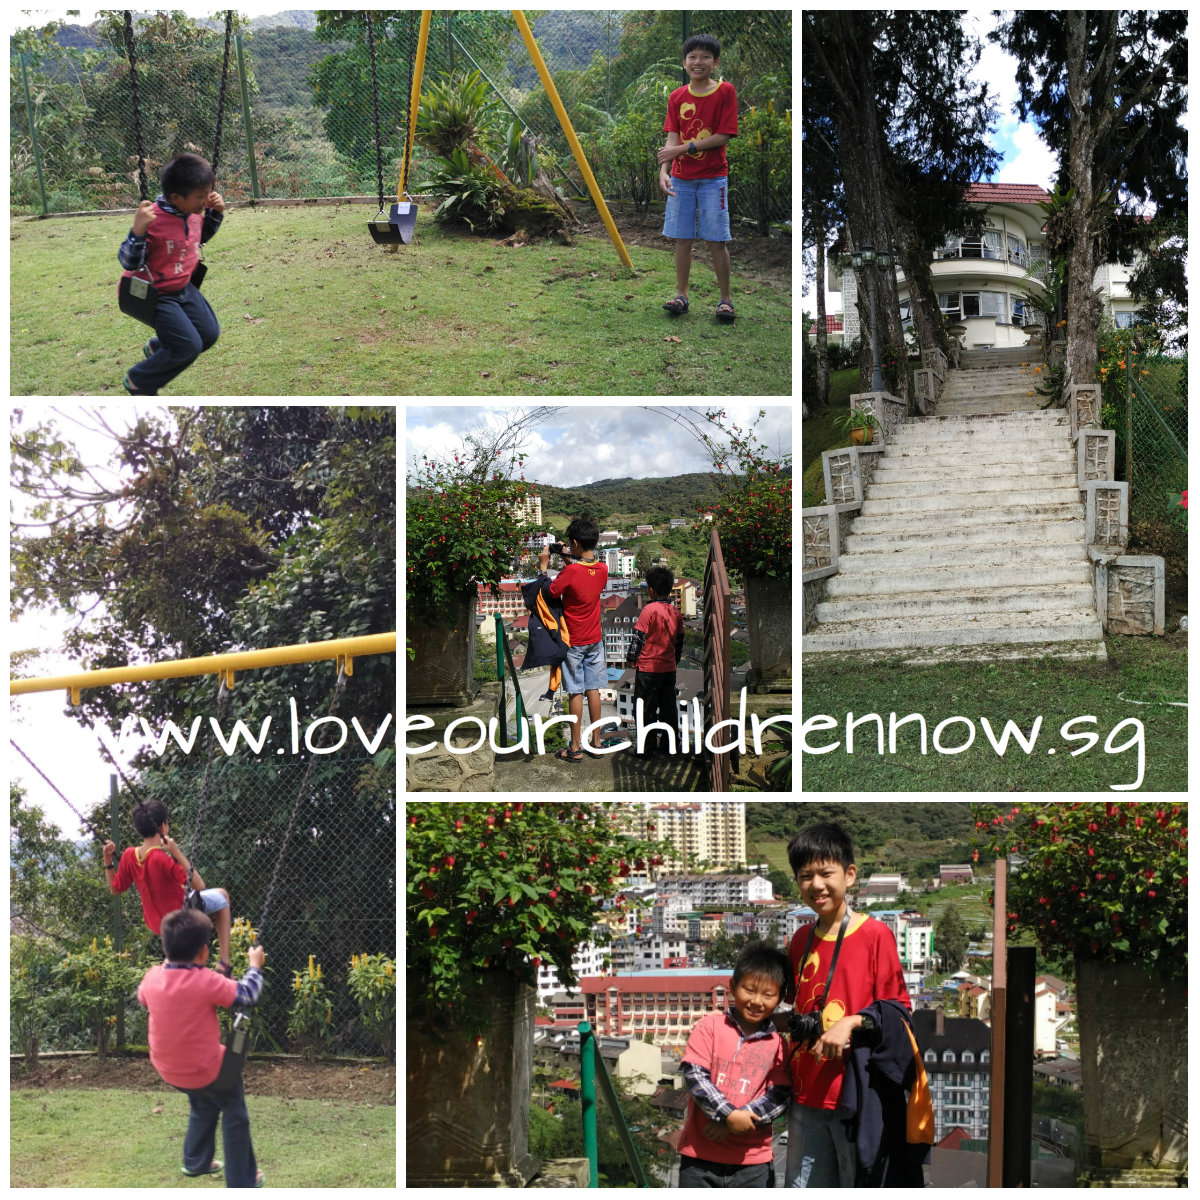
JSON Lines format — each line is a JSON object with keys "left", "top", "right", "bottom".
{"left": 602, "top": 547, "right": 637, "bottom": 577}
{"left": 826, "top": 181, "right": 1146, "bottom": 352}
{"left": 533, "top": 938, "right": 608, "bottom": 1004}
{"left": 658, "top": 873, "right": 774, "bottom": 907}
{"left": 510, "top": 494, "right": 542, "bottom": 525}
{"left": 617, "top": 803, "right": 747, "bottom": 873}
{"left": 633, "top": 935, "right": 689, "bottom": 971}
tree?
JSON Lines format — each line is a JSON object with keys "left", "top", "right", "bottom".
{"left": 992, "top": 11, "right": 1187, "bottom": 386}
{"left": 803, "top": 13, "right": 999, "bottom": 388}
{"left": 936, "top": 904, "right": 969, "bottom": 973}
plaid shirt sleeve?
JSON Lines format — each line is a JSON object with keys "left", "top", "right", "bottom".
{"left": 682, "top": 1059, "right": 735, "bottom": 1122}
{"left": 627, "top": 628, "right": 646, "bottom": 665}
{"left": 745, "top": 1083, "right": 791, "bottom": 1125}
{"left": 234, "top": 966, "right": 263, "bottom": 1007}
{"left": 118, "top": 231, "right": 148, "bottom": 271}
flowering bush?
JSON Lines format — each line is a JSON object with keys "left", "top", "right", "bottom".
{"left": 55, "top": 935, "right": 140, "bottom": 1058}
{"left": 348, "top": 952, "right": 396, "bottom": 1061}
{"left": 407, "top": 802, "right": 671, "bottom": 1031}
{"left": 406, "top": 447, "right": 537, "bottom": 620}
{"left": 695, "top": 409, "right": 792, "bottom": 582}
{"left": 973, "top": 802, "right": 1187, "bottom": 982}
{"left": 287, "top": 954, "right": 333, "bottom": 1054}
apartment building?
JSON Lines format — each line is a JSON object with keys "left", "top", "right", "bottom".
{"left": 616, "top": 802, "right": 747, "bottom": 873}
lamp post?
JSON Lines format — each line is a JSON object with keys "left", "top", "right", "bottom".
{"left": 851, "top": 243, "right": 893, "bottom": 393}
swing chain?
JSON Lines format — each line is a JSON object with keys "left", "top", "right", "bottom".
{"left": 122, "top": 11, "right": 148, "bottom": 203}
{"left": 186, "top": 677, "right": 233, "bottom": 897}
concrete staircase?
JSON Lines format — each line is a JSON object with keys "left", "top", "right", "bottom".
{"left": 805, "top": 348, "right": 1106, "bottom": 660}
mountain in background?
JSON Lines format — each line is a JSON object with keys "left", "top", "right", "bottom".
{"left": 536, "top": 473, "right": 722, "bottom": 524}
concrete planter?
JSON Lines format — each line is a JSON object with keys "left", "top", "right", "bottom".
{"left": 744, "top": 573, "right": 792, "bottom": 687}
{"left": 406, "top": 588, "right": 478, "bottom": 707}
{"left": 406, "top": 972, "right": 539, "bottom": 1186}
{"left": 1075, "top": 957, "right": 1187, "bottom": 1169}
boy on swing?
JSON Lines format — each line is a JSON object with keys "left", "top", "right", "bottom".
{"left": 138, "top": 906, "right": 267, "bottom": 1186}
{"left": 658, "top": 34, "right": 739, "bottom": 323}
{"left": 118, "top": 151, "right": 225, "bottom": 396}
{"left": 104, "top": 798, "right": 235, "bottom": 976}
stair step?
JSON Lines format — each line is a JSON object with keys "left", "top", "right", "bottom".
{"left": 845, "top": 519, "right": 1086, "bottom": 551}
{"left": 836, "top": 543, "right": 1086, "bottom": 573}
{"left": 803, "top": 611, "right": 1104, "bottom": 653}
{"left": 824, "top": 561, "right": 1091, "bottom": 597}
{"left": 847, "top": 511, "right": 1085, "bottom": 539}
{"left": 816, "top": 583, "right": 1097, "bottom": 623}
{"left": 867, "top": 473, "right": 1079, "bottom": 497}
{"left": 859, "top": 489, "right": 1082, "bottom": 516}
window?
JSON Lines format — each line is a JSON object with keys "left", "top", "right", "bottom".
{"left": 962, "top": 1050, "right": 975, "bottom": 1064}
{"left": 943, "top": 1049, "right": 956, "bottom": 1063}
{"left": 1115, "top": 311, "right": 1138, "bottom": 329}
{"left": 1008, "top": 233, "right": 1028, "bottom": 265}
{"left": 939, "top": 293, "right": 962, "bottom": 322}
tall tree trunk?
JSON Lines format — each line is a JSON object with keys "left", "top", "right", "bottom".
{"left": 892, "top": 208, "right": 949, "bottom": 359}
{"left": 814, "top": 214, "right": 830, "bottom": 409}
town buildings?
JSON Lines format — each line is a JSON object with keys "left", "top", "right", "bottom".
{"left": 616, "top": 802, "right": 747, "bottom": 874}
{"left": 912, "top": 1007, "right": 992, "bottom": 1141}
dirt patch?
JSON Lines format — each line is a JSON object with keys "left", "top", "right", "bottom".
{"left": 12, "top": 1055, "right": 395, "bottom": 1104}
{"left": 572, "top": 201, "right": 791, "bottom": 291}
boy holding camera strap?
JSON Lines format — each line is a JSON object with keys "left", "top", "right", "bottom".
{"left": 783, "top": 822, "right": 911, "bottom": 1187}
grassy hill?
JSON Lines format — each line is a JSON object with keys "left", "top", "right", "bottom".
{"left": 536, "top": 473, "right": 722, "bottom": 527}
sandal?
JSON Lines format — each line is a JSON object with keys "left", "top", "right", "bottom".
{"left": 555, "top": 746, "right": 583, "bottom": 764}
{"left": 256, "top": 1171, "right": 265, "bottom": 1187}
{"left": 181, "top": 1160, "right": 223, "bottom": 1177}
{"left": 662, "top": 294, "right": 689, "bottom": 316}
{"left": 122, "top": 372, "right": 159, "bottom": 396}
{"left": 715, "top": 299, "right": 735, "bottom": 322}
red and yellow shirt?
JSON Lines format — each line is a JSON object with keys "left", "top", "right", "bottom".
{"left": 548, "top": 558, "right": 608, "bottom": 646}
{"left": 664, "top": 80, "right": 739, "bottom": 180}
{"left": 110, "top": 845, "right": 187, "bottom": 935}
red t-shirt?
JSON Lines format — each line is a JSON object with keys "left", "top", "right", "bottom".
{"left": 121, "top": 202, "right": 202, "bottom": 294}
{"left": 664, "top": 80, "right": 739, "bottom": 180}
{"left": 138, "top": 963, "right": 239, "bottom": 1089}
{"left": 548, "top": 558, "right": 609, "bottom": 646}
{"left": 633, "top": 599, "right": 682, "bottom": 673}
{"left": 110, "top": 845, "right": 187, "bottom": 935}
{"left": 787, "top": 913, "right": 911, "bottom": 1110}
{"left": 677, "top": 1011, "right": 791, "bottom": 1165}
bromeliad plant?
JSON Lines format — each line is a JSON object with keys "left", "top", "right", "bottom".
{"left": 407, "top": 802, "right": 671, "bottom": 1033}
{"left": 973, "top": 802, "right": 1187, "bottom": 982}
{"left": 696, "top": 409, "right": 793, "bottom": 582}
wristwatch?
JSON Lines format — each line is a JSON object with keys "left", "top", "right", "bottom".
{"left": 104, "top": 861, "right": 116, "bottom": 871}
{"left": 687, "top": 141, "right": 697, "bottom": 154}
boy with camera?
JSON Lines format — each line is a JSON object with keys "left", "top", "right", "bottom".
{"left": 782, "top": 822, "right": 911, "bottom": 1187}
{"left": 677, "top": 942, "right": 792, "bottom": 1186}
{"left": 537, "top": 517, "right": 609, "bottom": 763}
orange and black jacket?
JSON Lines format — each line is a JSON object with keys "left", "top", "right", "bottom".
{"left": 520, "top": 576, "right": 571, "bottom": 691}
{"left": 836, "top": 998, "right": 935, "bottom": 1187}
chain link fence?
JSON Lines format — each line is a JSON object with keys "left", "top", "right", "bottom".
{"left": 33, "top": 756, "right": 395, "bottom": 1058}
{"left": 1101, "top": 353, "right": 1188, "bottom": 597}
{"left": 12, "top": 10, "right": 790, "bottom": 229}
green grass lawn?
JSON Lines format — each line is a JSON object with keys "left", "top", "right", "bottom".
{"left": 10, "top": 1086, "right": 395, "bottom": 1187}
{"left": 10, "top": 203, "right": 790, "bottom": 397}
{"left": 801, "top": 633, "right": 1187, "bottom": 792}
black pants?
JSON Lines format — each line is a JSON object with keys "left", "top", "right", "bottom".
{"left": 633, "top": 669, "right": 677, "bottom": 753}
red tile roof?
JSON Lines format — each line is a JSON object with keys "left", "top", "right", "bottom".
{"left": 965, "top": 182, "right": 1051, "bottom": 206}
{"left": 808, "top": 315, "right": 844, "bottom": 333}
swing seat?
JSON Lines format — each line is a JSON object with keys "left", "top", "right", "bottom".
{"left": 367, "top": 202, "right": 417, "bottom": 245}
{"left": 118, "top": 272, "right": 159, "bottom": 327}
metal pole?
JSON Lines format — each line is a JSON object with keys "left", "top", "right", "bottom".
{"left": 869, "top": 268, "right": 884, "bottom": 393}
{"left": 495, "top": 613, "right": 508, "bottom": 747}
{"left": 19, "top": 54, "right": 49, "bottom": 215}
{"left": 987, "top": 858, "right": 1008, "bottom": 1187}
{"left": 578, "top": 1021, "right": 598, "bottom": 1187}
{"left": 234, "top": 34, "right": 260, "bottom": 199}
{"left": 110, "top": 774, "right": 124, "bottom": 1052}
{"left": 1003, "top": 946, "right": 1036, "bottom": 1187}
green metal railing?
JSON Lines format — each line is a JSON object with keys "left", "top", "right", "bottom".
{"left": 494, "top": 613, "right": 529, "bottom": 748}
{"left": 578, "top": 1020, "right": 649, "bottom": 1188}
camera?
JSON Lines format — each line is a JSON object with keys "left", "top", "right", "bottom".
{"left": 788, "top": 1008, "right": 825, "bottom": 1049}
{"left": 549, "top": 542, "right": 571, "bottom": 558}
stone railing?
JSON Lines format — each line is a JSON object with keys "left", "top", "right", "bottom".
{"left": 1066, "top": 383, "right": 1165, "bottom": 637}
{"left": 851, "top": 390, "right": 908, "bottom": 445}
{"left": 914, "top": 346, "right": 948, "bottom": 414}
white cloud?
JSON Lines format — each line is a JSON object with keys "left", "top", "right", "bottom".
{"left": 995, "top": 123, "right": 1059, "bottom": 190}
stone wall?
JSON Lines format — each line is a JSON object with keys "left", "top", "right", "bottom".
{"left": 405, "top": 682, "right": 502, "bottom": 791}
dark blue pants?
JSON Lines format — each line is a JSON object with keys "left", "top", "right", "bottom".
{"left": 679, "top": 1153, "right": 772, "bottom": 1187}
{"left": 634, "top": 669, "right": 677, "bottom": 752}
{"left": 182, "top": 1077, "right": 257, "bottom": 1188}
{"left": 128, "top": 283, "right": 219, "bottom": 394}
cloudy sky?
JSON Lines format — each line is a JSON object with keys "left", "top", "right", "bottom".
{"left": 802, "top": 11, "right": 1059, "bottom": 312}
{"left": 404, "top": 403, "right": 793, "bottom": 489}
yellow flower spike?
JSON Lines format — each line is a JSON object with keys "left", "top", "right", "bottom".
{"left": 768, "top": 99, "right": 775, "bottom": 114}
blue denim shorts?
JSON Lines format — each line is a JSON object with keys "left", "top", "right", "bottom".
{"left": 199, "top": 887, "right": 228, "bottom": 914}
{"left": 662, "top": 176, "right": 731, "bottom": 242}
{"left": 561, "top": 641, "right": 606, "bottom": 694}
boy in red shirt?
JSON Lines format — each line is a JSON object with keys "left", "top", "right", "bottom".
{"left": 657, "top": 34, "right": 739, "bottom": 322}
{"left": 138, "top": 906, "right": 266, "bottom": 1186}
{"left": 678, "top": 942, "right": 792, "bottom": 1186}
{"left": 625, "top": 565, "right": 684, "bottom": 754}
{"left": 537, "top": 516, "right": 608, "bottom": 763}
{"left": 783, "top": 822, "right": 911, "bottom": 1187}
{"left": 118, "top": 152, "right": 224, "bottom": 396}
{"left": 104, "top": 799, "right": 234, "bottom": 975}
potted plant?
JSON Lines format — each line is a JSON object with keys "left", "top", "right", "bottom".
{"left": 406, "top": 802, "right": 671, "bottom": 1186}
{"left": 834, "top": 406, "right": 879, "bottom": 446}
{"left": 697, "top": 410, "right": 792, "bottom": 686}
{"left": 979, "top": 803, "right": 1187, "bottom": 1172}
{"left": 406, "top": 447, "right": 535, "bottom": 705}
